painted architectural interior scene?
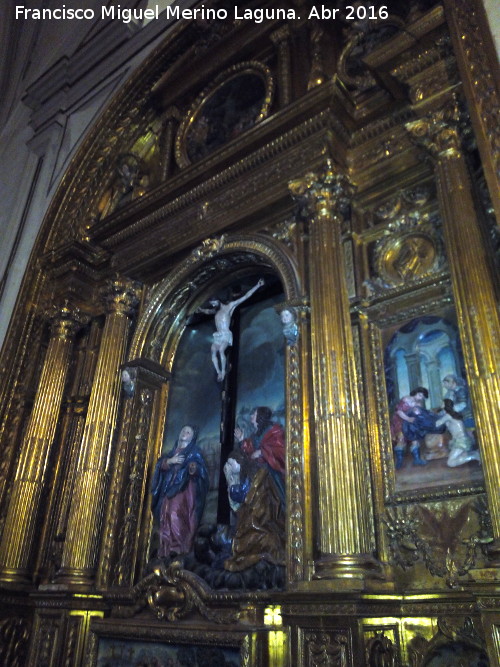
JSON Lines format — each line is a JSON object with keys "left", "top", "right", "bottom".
{"left": 0, "top": 0, "right": 499, "bottom": 665}
{"left": 385, "top": 315, "right": 483, "bottom": 493}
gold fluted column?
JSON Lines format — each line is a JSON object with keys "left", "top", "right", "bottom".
{"left": 407, "top": 108, "right": 500, "bottom": 564}
{"left": 56, "top": 278, "right": 140, "bottom": 586}
{"left": 289, "top": 162, "right": 379, "bottom": 587}
{"left": 0, "top": 305, "right": 82, "bottom": 584}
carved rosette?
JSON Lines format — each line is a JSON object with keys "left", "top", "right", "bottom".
{"left": 0, "top": 304, "right": 84, "bottom": 583}
{"left": 57, "top": 277, "right": 141, "bottom": 585}
{"left": 406, "top": 109, "right": 500, "bottom": 558}
{"left": 290, "top": 163, "right": 378, "bottom": 585}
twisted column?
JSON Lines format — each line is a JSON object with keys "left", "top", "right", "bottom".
{"left": 407, "top": 108, "right": 500, "bottom": 561}
{"left": 289, "top": 162, "right": 378, "bottom": 586}
{"left": 56, "top": 278, "right": 140, "bottom": 585}
{"left": 0, "top": 305, "right": 82, "bottom": 583}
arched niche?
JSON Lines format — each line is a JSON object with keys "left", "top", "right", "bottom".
{"left": 127, "top": 233, "right": 303, "bottom": 589}
{"left": 130, "top": 234, "right": 300, "bottom": 363}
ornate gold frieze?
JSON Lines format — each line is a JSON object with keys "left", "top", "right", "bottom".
{"left": 90, "top": 106, "right": 345, "bottom": 275}
{"left": 301, "top": 629, "right": 350, "bottom": 667}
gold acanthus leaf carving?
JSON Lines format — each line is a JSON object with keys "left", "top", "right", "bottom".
{"left": 146, "top": 560, "right": 239, "bottom": 624}
{"left": 384, "top": 503, "right": 492, "bottom": 588}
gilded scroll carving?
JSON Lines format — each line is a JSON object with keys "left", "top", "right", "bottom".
{"left": 384, "top": 501, "right": 492, "bottom": 588}
{"left": 146, "top": 560, "right": 239, "bottom": 624}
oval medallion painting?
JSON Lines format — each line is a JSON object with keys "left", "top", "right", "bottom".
{"left": 176, "top": 62, "right": 273, "bottom": 167}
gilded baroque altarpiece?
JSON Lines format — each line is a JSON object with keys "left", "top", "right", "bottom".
{"left": 0, "top": 1, "right": 499, "bottom": 665}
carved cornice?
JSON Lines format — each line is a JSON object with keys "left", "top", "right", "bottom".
{"left": 90, "top": 99, "right": 349, "bottom": 248}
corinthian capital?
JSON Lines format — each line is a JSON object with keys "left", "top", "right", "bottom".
{"left": 47, "top": 304, "right": 86, "bottom": 340}
{"left": 405, "top": 104, "right": 463, "bottom": 159}
{"left": 102, "top": 277, "right": 141, "bottom": 315}
{"left": 289, "top": 161, "right": 353, "bottom": 223}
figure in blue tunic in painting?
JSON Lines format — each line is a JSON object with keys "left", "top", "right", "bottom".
{"left": 442, "top": 374, "right": 475, "bottom": 428}
{"left": 151, "top": 425, "right": 209, "bottom": 558}
{"left": 392, "top": 387, "right": 445, "bottom": 469}
{"left": 401, "top": 387, "right": 445, "bottom": 459}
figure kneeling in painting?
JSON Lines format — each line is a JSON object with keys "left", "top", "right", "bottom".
{"left": 151, "top": 424, "right": 209, "bottom": 559}
{"left": 223, "top": 406, "right": 286, "bottom": 573}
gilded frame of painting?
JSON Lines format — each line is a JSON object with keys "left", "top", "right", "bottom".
{"left": 174, "top": 60, "right": 275, "bottom": 168}
{"left": 86, "top": 617, "right": 250, "bottom": 666}
{"left": 364, "top": 285, "right": 485, "bottom": 505}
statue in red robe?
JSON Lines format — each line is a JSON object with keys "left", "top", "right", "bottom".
{"left": 225, "top": 407, "right": 286, "bottom": 572}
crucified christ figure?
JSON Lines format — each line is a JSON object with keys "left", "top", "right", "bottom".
{"left": 199, "top": 278, "right": 264, "bottom": 382}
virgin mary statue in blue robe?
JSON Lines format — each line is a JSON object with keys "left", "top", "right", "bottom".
{"left": 151, "top": 425, "right": 209, "bottom": 558}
